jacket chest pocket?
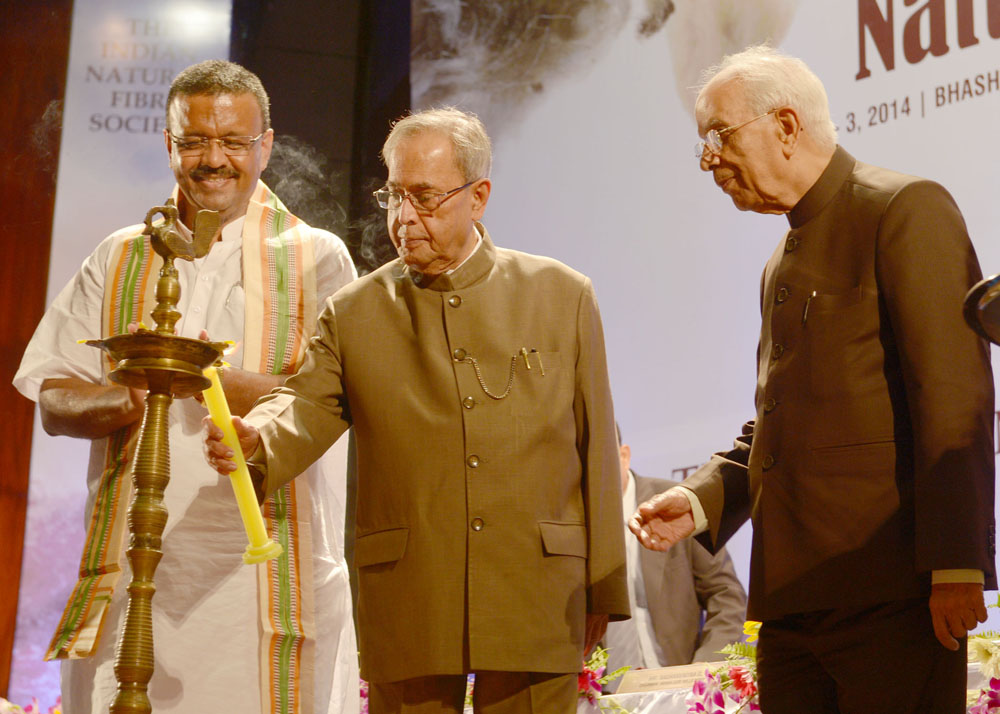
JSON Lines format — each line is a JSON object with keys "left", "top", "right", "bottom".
{"left": 804, "top": 285, "right": 864, "bottom": 316}
{"left": 510, "top": 350, "right": 562, "bottom": 416}
{"left": 800, "top": 286, "right": 881, "bottom": 396}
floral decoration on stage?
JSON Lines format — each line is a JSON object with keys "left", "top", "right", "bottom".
{"left": 689, "top": 604, "right": 1000, "bottom": 714}
{"left": 0, "top": 697, "right": 61, "bottom": 714}
{"left": 579, "top": 644, "right": 630, "bottom": 707}
{"left": 968, "top": 626, "right": 1000, "bottom": 713}
{"left": 576, "top": 645, "right": 632, "bottom": 710}
{"left": 964, "top": 592, "right": 1000, "bottom": 713}
{"left": 687, "top": 620, "right": 760, "bottom": 714}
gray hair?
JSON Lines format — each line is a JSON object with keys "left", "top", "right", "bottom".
{"left": 696, "top": 45, "right": 837, "bottom": 151}
{"left": 166, "top": 59, "right": 270, "bottom": 133}
{"left": 381, "top": 107, "right": 492, "bottom": 182}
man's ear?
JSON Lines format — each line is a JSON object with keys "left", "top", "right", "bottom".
{"left": 774, "top": 106, "right": 802, "bottom": 157}
{"left": 470, "top": 178, "right": 491, "bottom": 220}
{"left": 258, "top": 128, "right": 275, "bottom": 172}
{"left": 620, "top": 443, "right": 631, "bottom": 469}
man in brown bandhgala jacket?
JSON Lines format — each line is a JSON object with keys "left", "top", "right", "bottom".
{"left": 630, "top": 46, "right": 995, "bottom": 714}
{"left": 205, "top": 107, "right": 629, "bottom": 714}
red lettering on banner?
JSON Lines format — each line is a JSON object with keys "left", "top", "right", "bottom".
{"left": 934, "top": 70, "right": 1000, "bottom": 104}
{"left": 957, "top": 0, "right": 980, "bottom": 46}
{"left": 857, "top": 0, "right": 1000, "bottom": 79}
{"left": 857, "top": 0, "right": 894, "bottom": 79}
{"left": 903, "top": 0, "right": 949, "bottom": 65}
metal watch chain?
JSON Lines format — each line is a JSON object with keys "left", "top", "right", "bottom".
{"left": 459, "top": 354, "right": 518, "bottom": 400}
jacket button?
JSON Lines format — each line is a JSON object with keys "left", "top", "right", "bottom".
{"left": 763, "top": 398, "right": 776, "bottom": 413}
{"left": 448, "top": 295, "right": 462, "bottom": 307}
{"left": 462, "top": 396, "right": 476, "bottom": 409}
{"left": 453, "top": 348, "right": 467, "bottom": 361}
{"left": 776, "top": 287, "right": 789, "bottom": 303}
{"left": 785, "top": 236, "right": 799, "bottom": 252}
{"left": 771, "top": 343, "right": 784, "bottom": 359}
{"left": 467, "top": 454, "right": 480, "bottom": 468}
{"left": 762, "top": 454, "right": 775, "bottom": 469}
{"left": 471, "top": 518, "right": 484, "bottom": 531}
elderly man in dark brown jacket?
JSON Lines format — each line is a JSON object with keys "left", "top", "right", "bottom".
{"left": 630, "top": 45, "right": 995, "bottom": 714}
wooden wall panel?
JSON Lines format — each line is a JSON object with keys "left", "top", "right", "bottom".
{"left": 0, "top": 0, "right": 73, "bottom": 697}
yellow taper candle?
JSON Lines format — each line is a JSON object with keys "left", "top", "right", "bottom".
{"left": 202, "top": 365, "right": 283, "bottom": 564}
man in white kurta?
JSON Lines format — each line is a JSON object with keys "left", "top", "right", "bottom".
{"left": 15, "top": 212, "right": 358, "bottom": 714}
{"left": 14, "top": 60, "right": 360, "bottom": 714}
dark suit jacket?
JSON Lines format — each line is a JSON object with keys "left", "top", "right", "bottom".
{"left": 634, "top": 474, "right": 747, "bottom": 663}
{"left": 684, "top": 147, "right": 996, "bottom": 621}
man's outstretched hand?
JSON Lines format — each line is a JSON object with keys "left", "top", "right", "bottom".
{"left": 628, "top": 488, "right": 696, "bottom": 552}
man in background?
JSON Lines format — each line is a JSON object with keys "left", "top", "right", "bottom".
{"left": 630, "top": 45, "right": 995, "bottom": 713}
{"left": 604, "top": 424, "right": 745, "bottom": 691}
{"left": 15, "top": 60, "right": 359, "bottom": 713}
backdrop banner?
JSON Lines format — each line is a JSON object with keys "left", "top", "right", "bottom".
{"left": 10, "top": 1, "right": 229, "bottom": 705}
{"left": 411, "top": 0, "right": 1000, "bottom": 620}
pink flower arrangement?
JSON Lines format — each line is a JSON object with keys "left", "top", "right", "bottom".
{"left": 688, "top": 621, "right": 760, "bottom": 713}
{"left": 578, "top": 644, "right": 630, "bottom": 705}
{"left": 687, "top": 669, "right": 727, "bottom": 714}
{"left": 359, "top": 678, "right": 369, "bottom": 714}
{"left": 729, "top": 665, "right": 758, "bottom": 700}
{"left": 969, "top": 678, "right": 1000, "bottom": 714}
{"left": 578, "top": 663, "right": 605, "bottom": 705}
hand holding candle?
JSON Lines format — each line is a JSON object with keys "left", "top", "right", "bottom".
{"left": 202, "top": 365, "right": 283, "bottom": 564}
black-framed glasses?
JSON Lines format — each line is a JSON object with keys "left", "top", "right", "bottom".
{"left": 169, "top": 132, "right": 266, "bottom": 156}
{"left": 373, "top": 179, "right": 479, "bottom": 212}
{"left": 695, "top": 109, "right": 777, "bottom": 159}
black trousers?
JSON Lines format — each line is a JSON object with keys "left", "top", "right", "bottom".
{"left": 756, "top": 597, "right": 967, "bottom": 714}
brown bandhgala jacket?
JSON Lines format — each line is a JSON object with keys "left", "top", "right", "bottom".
{"left": 684, "top": 147, "right": 996, "bottom": 622}
{"left": 247, "top": 227, "right": 630, "bottom": 682}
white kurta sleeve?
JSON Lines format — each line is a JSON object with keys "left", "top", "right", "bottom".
{"left": 311, "top": 228, "right": 357, "bottom": 302}
{"left": 13, "top": 227, "right": 140, "bottom": 401}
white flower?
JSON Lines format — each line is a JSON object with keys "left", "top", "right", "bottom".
{"left": 968, "top": 638, "right": 1000, "bottom": 679}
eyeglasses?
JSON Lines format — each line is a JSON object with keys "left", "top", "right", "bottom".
{"left": 373, "top": 180, "right": 479, "bottom": 212}
{"left": 695, "top": 109, "right": 777, "bottom": 159}
{"left": 169, "top": 132, "right": 266, "bottom": 156}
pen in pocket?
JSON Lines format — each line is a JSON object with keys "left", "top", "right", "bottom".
{"left": 802, "top": 291, "right": 817, "bottom": 324}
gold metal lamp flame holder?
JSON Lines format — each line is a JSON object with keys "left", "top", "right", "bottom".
{"left": 85, "top": 201, "right": 227, "bottom": 714}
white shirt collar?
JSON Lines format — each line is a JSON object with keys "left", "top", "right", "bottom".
{"left": 621, "top": 469, "right": 636, "bottom": 519}
{"left": 445, "top": 228, "right": 483, "bottom": 275}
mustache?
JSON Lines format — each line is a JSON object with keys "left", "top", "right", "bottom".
{"left": 190, "top": 166, "right": 239, "bottom": 180}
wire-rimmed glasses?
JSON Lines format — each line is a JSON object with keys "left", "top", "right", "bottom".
{"left": 169, "top": 132, "right": 266, "bottom": 156}
{"left": 695, "top": 109, "right": 777, "bottom": 159}
{"left": 373, "top": 180, "right": 479, "bottom": 212}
